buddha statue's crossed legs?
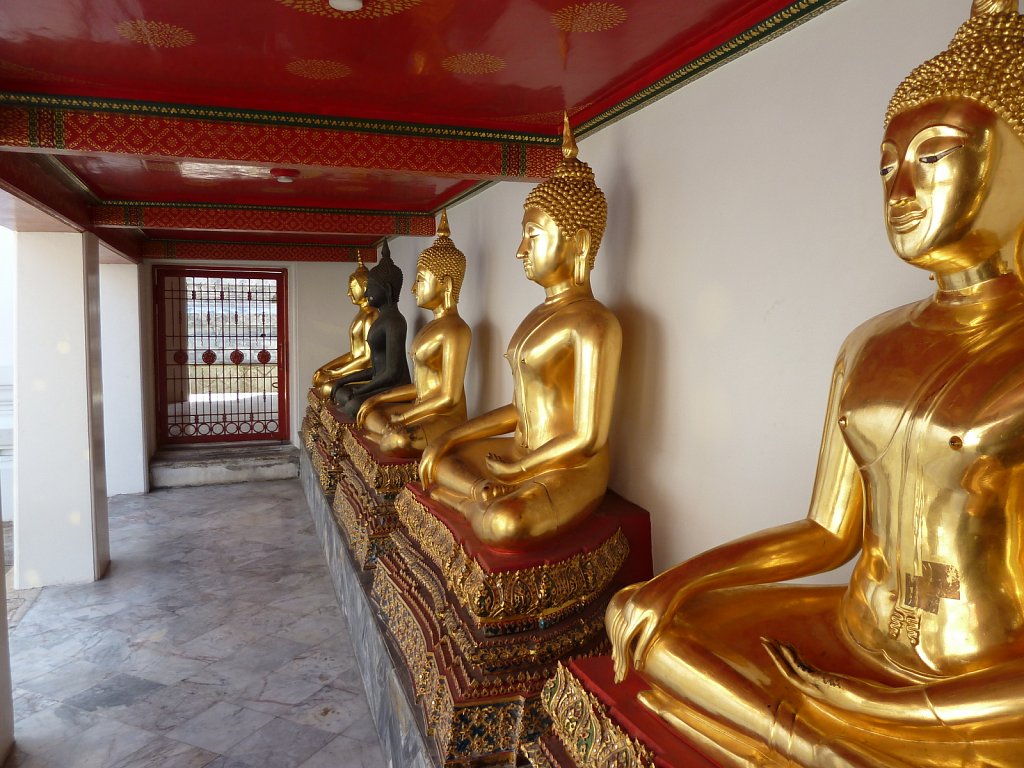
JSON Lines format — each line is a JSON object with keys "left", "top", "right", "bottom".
{"left": 429, "top": 438, "right": 609, "bottom": 547}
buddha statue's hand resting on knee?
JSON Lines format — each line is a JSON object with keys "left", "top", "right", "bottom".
{"left": 332, "top": 241, "right": 411, "bottom": 418}
{"left": 419, "top": 115, "right": 622, "bottom": 550}
{"left": 311, "top": 257, "right": 378, "bottom": 400}
{"left": 607, "top": 3, "right": 1024, "bottom": 765}
{"left": 356, "top": 210, "right": 471, "bottom": 458}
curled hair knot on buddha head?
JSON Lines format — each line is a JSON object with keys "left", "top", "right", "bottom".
{"left": 523, "top": 113, "right": 608, "bottom": 269}
{"left": 886, "top": 0, "right": 1024, "bottom": 143}
{"left": 368, "top": 240, "right": 404, "bottom": 301}
{"left": 417, "top": 209, "right": 467, "bottom": 304}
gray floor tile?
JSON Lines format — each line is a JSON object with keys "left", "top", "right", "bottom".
{"left": 166, "top": 701, "right": 274, "bottom": 754}
{"left": 108, "top": 735, "right": 218, "bottom": 768}
{"left": 212, "top": 717, "right": 335, "bottom": 768}
{"left": 65, "top": 673, "right": 166, "bottom": 714}
{"left": 8, "top": 480, "right": 385, "bottom": 768}
{"left": 297, "top": 733, "right": 388, "bottom": 768}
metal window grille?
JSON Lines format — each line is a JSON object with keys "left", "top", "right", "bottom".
{"left": 154, "top": 266, "right": 289, "bottom": 444}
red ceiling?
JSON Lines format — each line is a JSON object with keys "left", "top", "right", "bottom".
{"left": 0, "top": 0, "right": 840, "bottom": 260}
{"left": 57, "top": 156, "right": 479, "bottom": 210}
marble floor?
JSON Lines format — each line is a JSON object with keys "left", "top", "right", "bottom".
{"left": 6, "top": 480, "right": 387, "bottom": 768}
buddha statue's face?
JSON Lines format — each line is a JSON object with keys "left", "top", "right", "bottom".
{"left": 881, "top": 99, "right": 1005, "bottom": 272}
{"left": 412, "top": 266, "right": 442, "bottom": 309}
{"left": 348, "top": 275, "right": 366, "bottom": 305}
{"left": 517, "top": 206, "right": 575, "bottom": 286}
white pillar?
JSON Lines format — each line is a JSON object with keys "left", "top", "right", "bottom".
{"left": 0, "top": 227, "right": 14, "bottom": 523}
{"left": 99, "top": 262, "right": 147, "bottom": 496}
{"left": 14, "top": 232, "right": 109, "bottom": 587}
{"left": 0, "top": 229, "right": 15, "bottom": 762}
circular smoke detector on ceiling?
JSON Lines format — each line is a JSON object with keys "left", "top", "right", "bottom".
{"left": 329, "top": 0, "right": 363, "bottom": 10}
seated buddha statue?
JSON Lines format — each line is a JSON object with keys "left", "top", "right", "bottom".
{"left": 311, "top": 256, "right": 378, "bottom": 401}
{"left": 332, "top": 241, "right": 411, "bottom": 418}
{"left": 355, "top": 209, "right": 472, "bottom": 458}
{"left": 606, "top": 2, "right": 1024, "bottom": 765}
{"left": 419, "top": 116, "right": 621, "bottom": 551}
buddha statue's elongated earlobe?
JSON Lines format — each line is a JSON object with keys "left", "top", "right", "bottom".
{"left": 573, "top": 229, "right": 591, "bottom": 286}
{"left": 442, "top": 275, "right": 455, "bottom": 311}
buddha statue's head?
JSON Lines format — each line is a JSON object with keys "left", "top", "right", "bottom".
{"left": 882, "top": 0, "right": 1024, "bottom": 276}
{"left": 347, "top": 255, "right": 370, "bottom": 306}
{"left": 519, "top": 114, "right": 608, "bottom": 289}
{"left": 366, "top": 240, "right": 404, "bottom": 308}
{"left": 414, "top": 208, "right": 466, "bottom": 311}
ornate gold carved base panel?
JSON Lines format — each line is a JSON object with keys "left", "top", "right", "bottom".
{"left": 333, "top": 428, "right": 419, "bottom": 569}
{"left": 302, "top": 388, "right": 354, "bottom": 495}
{"left": 525, "top": 657, "right": 716, "bottom": 768}
{"left": 373, "top": 485, "right": 652, "bottom": 766}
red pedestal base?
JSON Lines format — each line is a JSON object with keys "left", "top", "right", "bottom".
{"left": 527, "top": 656, "right": 718, "bottom": 767}
{"left": 373, "top": 485, "right": 653, "bottom": 765}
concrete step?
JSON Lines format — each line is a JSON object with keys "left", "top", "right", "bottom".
{"left": 150, "top": 442, "right": 300, "bottom": 489}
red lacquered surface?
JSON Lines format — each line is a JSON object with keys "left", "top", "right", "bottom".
{"left": 405, "top": 481, "right": 653, "bottom": 577}
{"left": 568, "top": 656, "right": 721, "bottom": 768}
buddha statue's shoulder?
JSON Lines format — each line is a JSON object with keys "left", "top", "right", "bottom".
{"left": 838, "top": 297, "right": 929, "bottom": 360}
{"left": 548, "top": 295, "right": 619, "bottom": 328}
{"left": 357, "top": 306, "right": 380, "bottom": 325}
{"left": 430, "top": 312, "right": 471, "bottom": 334}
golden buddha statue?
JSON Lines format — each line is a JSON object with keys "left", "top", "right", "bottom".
{"left": 355, "top": 210, "right": 471, "bottom": 457}
{"left": 419, "top": 116, "right": 621, "bottom": 550}
{"left": 606, "top": 2, "right": 1024, "bottom": 765}
{"left": 311, "top": 256, "right": 378, "bottom": 401}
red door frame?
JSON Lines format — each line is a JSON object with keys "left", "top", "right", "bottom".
{"left": 153, "top": 265, "right": 289, "bottom": 444}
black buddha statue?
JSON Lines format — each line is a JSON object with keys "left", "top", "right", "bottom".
{"left": 332, "top": 241, "right": 411, "bottom": 417}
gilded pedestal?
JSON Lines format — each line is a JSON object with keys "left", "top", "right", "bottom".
{"left": 301, "top": 388, "right": 354, "bottom": 495}
{"left": 333, "top": 427, "right": 418, "bottom": 569}
{"left": 373, "top": 484, "right": 652, "bottom": 766}
{"left": 524, "top": 658, "right": 717, "bottom": 768}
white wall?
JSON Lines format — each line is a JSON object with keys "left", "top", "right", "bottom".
{"left": 99, "top": 262, "right": 147, "bottom": 495}
{"left": 417, "top": 0, "right": 967, "bottom": 575}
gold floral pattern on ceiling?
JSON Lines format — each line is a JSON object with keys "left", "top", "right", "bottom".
{"left": 274, "top": 0, "right": 422, "bottom": 20}
{"left": 286, "top": 59, "right": 353, "bottom": 79}
{"left": 551, "top": 2, "right": 627, "bottom": 33}
{"left": 441, "top": 53, "right": 505, "bottom": 75}
{"left": 115, "top": 20, "right": 197, "bottom": 48}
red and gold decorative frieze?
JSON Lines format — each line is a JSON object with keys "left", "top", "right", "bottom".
{"left": 142, "top": 240, "right": 376, "bottom": 262}
{"left": 0, "top": 104, "right": 562, "bottom": 182}
{"left": 93, "top": 203, "right": 434, "bottom": 236}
